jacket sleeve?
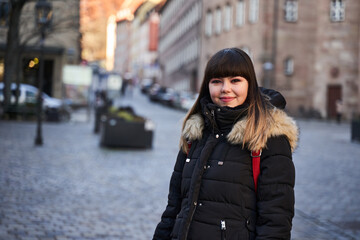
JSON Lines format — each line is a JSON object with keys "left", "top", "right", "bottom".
{"left": 153, "top": 149, "right": 187, "bottom": 240}
{"left": 256, "top": 135, "right": 295, "bottom": 240}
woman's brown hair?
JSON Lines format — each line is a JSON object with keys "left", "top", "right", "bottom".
{"left": 180, "top": 48, "right": 273, "bottom": 152}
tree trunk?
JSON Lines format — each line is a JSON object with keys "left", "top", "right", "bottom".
{"left": 3, "top": 0, "right": 26, "bottom": 112}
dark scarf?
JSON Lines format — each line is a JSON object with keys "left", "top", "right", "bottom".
{"left": 200, "top": 97, "right": 248, "bottom": 134}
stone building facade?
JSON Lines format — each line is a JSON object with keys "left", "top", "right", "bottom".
{"left": 0, "top": 0, "right": 81, "bottom": 99}
{"left": 114, "top": 0, "right": 164, "bottom": 81}
{"left": 114, "top": 19, "right": 132, "bottom": 74}
{"left": 158, "top": 0, "right": 202, "bottom": 91}
{"left": 311, "top": 0, "right": 360, "bottom": 119}
{"left": 161, "top": 0, "right": 359, "bottom": 119}
{"left": 130, "top": 2, "right": 161, "bottom": 80}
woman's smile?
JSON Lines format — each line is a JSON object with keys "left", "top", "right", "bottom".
{"left": 219, "top": 96, "right": 235, "bottom": 102}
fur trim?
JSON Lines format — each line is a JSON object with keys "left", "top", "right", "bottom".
{"left": 182, "top": 114, "right": 204, "bottom": 141}
{"left": 182, "top": 108, "right": 298, "bottom": 152}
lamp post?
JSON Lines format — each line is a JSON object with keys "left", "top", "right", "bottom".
{"left": 34, "top": 0, "right": 52, "bottom": 146}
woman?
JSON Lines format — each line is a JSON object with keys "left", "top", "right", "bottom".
{"left": 153, "top": 48, "right": 298, "bottom": 240}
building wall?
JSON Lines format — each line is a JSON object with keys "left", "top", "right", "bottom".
{"left": 312, "top": 0, "right": 360, "bottom": 119}
{"left": 273, "top": 0, "right": 318, "bottom": 115}
{"left": 159, "top": 0, "right": 202, "bottom": 91}
{"left": 130, "top": 16, "right": 153, "bottom": 79}
{"left": 197, "top": 0, "right": 360, "bottom": 118}
{"left": 358, "top": 16, "right": 360, "bottom": 116}
{"left": 200, "top": 0, "right": 267, "bottom": 91}
{"left": 20, "top": 1, "right": 81, "bottom": 64}
{"left": 114, "top": 20, "right": 131, "bottom": 74}
{"left": 114, "top": 2, "right": 163, "bottom": 82}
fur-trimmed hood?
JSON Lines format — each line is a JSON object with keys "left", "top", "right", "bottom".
{"left": 182, "top": 108, "right": 298, "bottom": 152}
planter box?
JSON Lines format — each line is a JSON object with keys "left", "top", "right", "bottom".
{"left": 100, "top": 116, "right": 153, "bottom": 148}
{"left": 351, "top": 120, "right": 360, "bottom": 142}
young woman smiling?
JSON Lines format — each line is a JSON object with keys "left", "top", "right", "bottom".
{"left": 153, "top": 48, "right": 299, "bottom": 240}
{"left": 209, "top": 76, "right": 248, "bottom": 108}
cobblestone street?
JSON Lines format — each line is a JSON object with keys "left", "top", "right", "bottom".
{"left": 0, "top": 90, "right": 359, "bottom": 240}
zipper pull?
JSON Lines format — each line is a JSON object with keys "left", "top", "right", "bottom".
{"left": 221, "top": 220, "right": 226, "bottom": 230}
{"left": 211, "top": 109, "right": 215, "bottom": 116}
{"left": 221, "top": 220, "right": 227, "bottom": 240}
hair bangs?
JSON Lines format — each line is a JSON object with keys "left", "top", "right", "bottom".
{"left": 205, "top": 49, "right": 250, "bottom": 81}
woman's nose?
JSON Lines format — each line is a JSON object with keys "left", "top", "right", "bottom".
{"left": 221, "top": 81, "right": 231, "bottom": 92}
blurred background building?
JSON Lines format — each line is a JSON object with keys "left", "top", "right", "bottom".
{"left": 114, "top": 0, "right": 165, "bottom": 79}
{"left": 80, "top": 0, "right": 130, "bottom": 65}
{"left": 157, "top": 0, "right": 201, "bottom": 91}
{"left": 155, "top": 0, "right": 360, "bottom": 119}
{"left": 0, "top": 0, "right": 81, "bottom": 99}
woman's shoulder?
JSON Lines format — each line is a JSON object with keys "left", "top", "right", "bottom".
{"left": 262, "top": 135, "right": 292, "bottom": 159}
{"left": 182, "top": 113, "right": 204, "bottom": 141}
{"left": 267, "top": 108, "right": 298, "bottom": 152}
{"left": 227, "top": 108, "right": 298, "bottom": 153}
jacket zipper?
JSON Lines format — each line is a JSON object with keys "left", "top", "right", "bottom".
{"left": 183, "top": 203, "right": 197, "bottom": 240}
{"left": 221, "top": 220, "right": 226, "bottom": 240}
{"left": 182, "top": 133, "right": 219, "bottom": 240}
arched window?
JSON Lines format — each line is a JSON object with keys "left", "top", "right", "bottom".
{"left": 224, "top": 4, "right": 233, "bottom": 31}
{"left": 236, "top": 0, "right": 245, "bottom": 27}
{"left": 249, "top": 0, "right": 259, "bottom": 23}
{"left": 215, "top": 7, "right": 222, "bottom": 34}
{"left": 205, "top": 10, "right": 213, "bottom": 36}
{"left": 284, "top": 57, "right": 294, "bottom": 76}
{"left": 330, "top": 0, "right": 345, "bottom": 22}
{"left": 284, "top": 0, "right": 298, "bottom": 22}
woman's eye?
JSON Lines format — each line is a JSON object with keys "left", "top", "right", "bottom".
{"left": 210, "top": 79, "right": 221, "bottom": 84}
{"left": 231, "top": 78, "right": 241, "bottom": 83}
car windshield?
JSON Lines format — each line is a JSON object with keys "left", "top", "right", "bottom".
{"left": 42, "top": 92, "right": 51, "bottom": 99}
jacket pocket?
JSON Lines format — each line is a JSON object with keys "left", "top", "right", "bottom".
{"left": 219, "top": 219, "right": 250, "bottom": 240}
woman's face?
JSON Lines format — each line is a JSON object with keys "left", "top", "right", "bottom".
{"left": 209, "top": 76, "right": 248, "bottom": 108}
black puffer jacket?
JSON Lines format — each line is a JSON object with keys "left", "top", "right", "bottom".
{"left": 154, "top": 91, "right": 298, "bottom": 240}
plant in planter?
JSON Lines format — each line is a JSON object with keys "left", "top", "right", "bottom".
{"left": 99, "top": 106, "right": 154, "bottom": 148}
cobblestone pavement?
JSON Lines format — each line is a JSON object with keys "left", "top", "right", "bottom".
{"left": 0, "top": 90, "right": 359, "bottom": 240}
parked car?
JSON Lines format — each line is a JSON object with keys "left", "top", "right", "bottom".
{"left": 182, "top": 93, "right": 198, "bottom": 111}
{"left": 140, "top": 78, "right": 154, "bottom": 94}
{"left": 0, "top": 83, "right": 71, "bottom": 121}
{"left": 149, "top": 84, "right": 167, "bottom": 102}
{"left": 172, "top": 91, "right": 198, "bottom": 111}
{"left": 158, "top": 88, "right": 177, "bottom": 106}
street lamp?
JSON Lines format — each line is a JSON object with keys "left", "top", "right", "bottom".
{"left": 34, "top": 0, "right": 52, "bottom": 146}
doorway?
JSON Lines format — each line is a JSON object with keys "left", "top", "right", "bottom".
{"left": 327, "top": 85, "right": 342, "bottom": 119}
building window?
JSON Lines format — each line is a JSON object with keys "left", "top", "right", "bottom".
{"left": 215, "top": 7, "right": 222, "bottom": 34}
{"left": 236, "top": 0, "right": 245, "bottom": 26}
{"left": 205, "top": 10, "right": 213, "bottom": 36}
{"left": 249, "top": 0, "right": 259, "bottom": 23}
{"left": 224, "top": 4, "right": 233, "bottom": 31}
{"left": 284, "top": 0, "right": 298, "bottom": 22}
{"left": 0, "top": 0, "right": 10, "bottom": 27}
{"left": 330, "top": 0, "right": 345, "bottom": 22}
{"left": 284, "top": 57, "right": 294, "bottom": 75}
